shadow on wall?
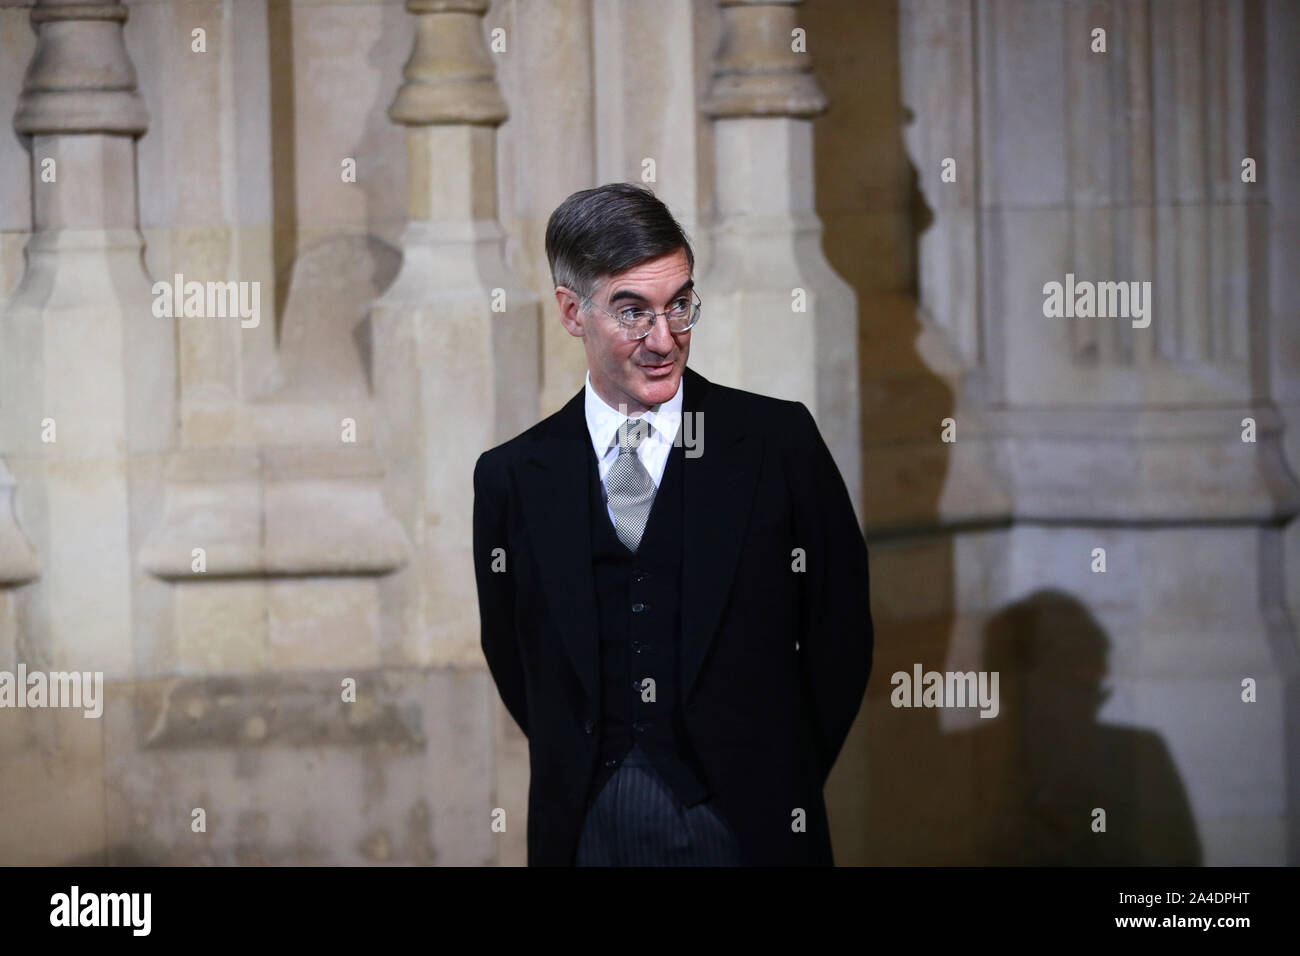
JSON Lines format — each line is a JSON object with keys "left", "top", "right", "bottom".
{"left": 808, "top": 0, "right": 1200, "bottom": 865}
{"left": 864, "top": 590, "right": 1202, "bottom": 866}
{"left": 973, "top": 590, "right": 1200, "bottom": 865}
{"left": 808, "top": 0, "right": 956, "bottom": 862}
{"left": 876, "top": 590, "right": 1205, "bottom": 865}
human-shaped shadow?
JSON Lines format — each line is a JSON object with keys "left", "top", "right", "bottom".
{"left": 963, "top": 590, "right": 1202, "bottom": 865}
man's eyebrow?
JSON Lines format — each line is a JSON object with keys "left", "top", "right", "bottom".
{"left": 607, "top": 279, "right": 694, "bottom": 306}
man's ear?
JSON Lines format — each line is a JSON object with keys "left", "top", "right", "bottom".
{"left": 555, "top": 287, "right": 585, "bottom": 338}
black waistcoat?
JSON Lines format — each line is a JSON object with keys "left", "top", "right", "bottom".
{"left": 584, "top": 435, "right": 711, "bottom": 809}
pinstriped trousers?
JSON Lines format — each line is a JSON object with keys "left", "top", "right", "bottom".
{"left": 574, "top": 743, "right": 743, "bottom": 866}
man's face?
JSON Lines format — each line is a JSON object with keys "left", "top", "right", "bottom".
{"left": 557, "top": 248, "right": 693, "bottom": 415}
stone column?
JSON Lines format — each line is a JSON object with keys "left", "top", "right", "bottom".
{"left": 372, "top": 0, "right": 540, "bottom": 667}
{"left": 1, "top": 0, "right": 174, "bottom": 677}
{"left": 693, "top": 0, "right": 861, "bottom": 514}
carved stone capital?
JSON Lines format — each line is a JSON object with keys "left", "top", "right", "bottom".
{"left": 14, "top": 0, "right": 148, "bottom": 137}
{"left": 389, "top": 0, "right": 508, "bottom": 126}
{"left": 703, "top": 0, "right": 827, "bottom": 119}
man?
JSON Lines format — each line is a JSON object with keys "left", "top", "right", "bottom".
{"left": 472, "top": 183, "right": 872, "bottom": 866}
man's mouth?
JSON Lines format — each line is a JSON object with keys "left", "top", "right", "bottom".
{"left": 639, "top": 360, "right": 675, "bottom": 376}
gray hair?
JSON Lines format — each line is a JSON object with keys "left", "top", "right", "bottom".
{"left": 545, "top": 183, "right": 694, "bottom": 309}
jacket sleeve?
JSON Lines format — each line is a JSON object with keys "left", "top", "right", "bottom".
{"left": 472, "top": 451, "right": 529, "bottom": 738}
{"left": 789, "top": 402, "right": 873, "bottom": 787}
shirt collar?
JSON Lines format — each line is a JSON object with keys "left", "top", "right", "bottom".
{"left": 584, "top": 369, "right": 683, "bottom": 456}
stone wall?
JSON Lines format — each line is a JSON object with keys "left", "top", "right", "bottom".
{"left": 0, "top": 0, "right": 1295, "bottom": 866}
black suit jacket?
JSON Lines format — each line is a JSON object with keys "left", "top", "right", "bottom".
{"left": 472, "top": 365, "right": 873, "bottom": 865}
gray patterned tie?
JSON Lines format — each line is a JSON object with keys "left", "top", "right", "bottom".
{"left": 606, "top": 417, "right": 657, "bottom": 552}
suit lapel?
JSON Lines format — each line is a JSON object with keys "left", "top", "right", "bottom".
{"left": 516, "top": 389, "right": 601, "bottom": 705}
{"left": 679, "top": 366, "right": 762, "bottom": 703}
{"left": 515, "top": 366, "right": 762, "bottom": 710}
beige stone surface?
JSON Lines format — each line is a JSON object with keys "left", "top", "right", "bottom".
{"left": 0, "top": 706, "right": 107, "bottom": 865}
{"left": 0, "top": 0, "right": 1294, "bottom": 868}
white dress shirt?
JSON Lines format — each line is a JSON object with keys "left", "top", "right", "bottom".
{"left": 584, "top": 369, "right": 683, "bottom": 528}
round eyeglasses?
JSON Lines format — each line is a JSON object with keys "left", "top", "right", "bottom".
{"left": 587, "top": 289, "right": 702, "bottom": 340}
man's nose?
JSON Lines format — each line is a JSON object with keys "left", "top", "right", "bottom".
{"left": 645, "top": 313, "right": 676, "bottom": 354}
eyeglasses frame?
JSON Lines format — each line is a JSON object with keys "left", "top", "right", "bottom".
{"left": 581, "top": 287, "right": 703, "bottom": 340}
